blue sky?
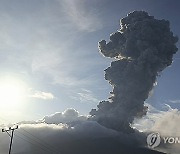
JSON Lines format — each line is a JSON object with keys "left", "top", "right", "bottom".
{"left": 0, "top": 0, "right": 180, "bottom": 123}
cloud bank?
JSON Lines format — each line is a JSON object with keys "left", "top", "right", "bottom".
{"left": 0, "top": 108, "right": 165, "bottom": 154}
{"left": 133, "top": 104, "right": 180, "bottom": 154}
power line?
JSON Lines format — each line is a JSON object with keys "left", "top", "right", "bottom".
{"left": 14, "top": 133, "right": 51, "bottom": 154}
{"left": 16, "top": 131, "right": 55, "bottom": 153}
{"left": 15, "top": 131, "right": 60, "bottom": 153}
{"left": 0, "top": 117, "right": 62, "bottom": 153}
{"left": 16, "top": 130, "right": 59, "bottom": 154}
{"left": 20, "top": 128, "right": 61, "bottom": 153}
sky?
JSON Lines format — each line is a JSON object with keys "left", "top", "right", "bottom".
{"left": 0, "top": 0, "right": 180, "bottom": 154}
{"left": 0, "top": 0, "right": 179, "bottom": 124}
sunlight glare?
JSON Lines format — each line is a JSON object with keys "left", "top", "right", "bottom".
{"left": 0, "top": 77, "right": 27, "bottom": 108}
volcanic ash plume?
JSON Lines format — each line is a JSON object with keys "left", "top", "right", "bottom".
{"left": 90, "top": 11, "right": 178, "bottom": 133}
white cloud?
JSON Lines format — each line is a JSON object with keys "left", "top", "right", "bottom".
{"left": 0, "top": 0, "right": 105, "bottom": 89}
{"left": 169, "top": 99, "right": 180, "bottom": 104}
{"left": 60, "top": 0, "right": 102, "bottom": 32}
{"left": 132, "top": 104, "right": 180, "bottom": 154}
{"left": 71, "top": 88, "right": 99, "bottom": 103}
{"left": 41, "top": 108, "right": 86, "bottom": 124}
{"left": 133, "top": 104, "right": 180, "bottom": 135}
{"left": 29, "top": 90, "right": 54, "bottom": 100}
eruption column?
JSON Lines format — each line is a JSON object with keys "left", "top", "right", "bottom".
{"left": 90, "top": 11, "right": 178, "bottom": 133}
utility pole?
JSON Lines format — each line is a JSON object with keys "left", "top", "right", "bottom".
{"left": 2, "top": 125, "right": 18, "bottom": 154}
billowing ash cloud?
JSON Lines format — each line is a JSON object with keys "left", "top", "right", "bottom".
{"left": 0, "top": 109, "right": 165, "bottom": 154}
{"left": 90, "top": 11, "right": 178, "bottom": 133}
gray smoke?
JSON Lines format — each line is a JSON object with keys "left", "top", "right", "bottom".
{"left": 90, "top": 11, "right": 178, "bottom": 133}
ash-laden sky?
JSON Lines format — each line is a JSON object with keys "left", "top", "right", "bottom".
{"left": 0, "top": 0, "right": 180, "bottom": 154}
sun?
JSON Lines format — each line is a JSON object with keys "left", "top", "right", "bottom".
{"left": 0, "top": 77, "right": 27, "bottom": 108}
